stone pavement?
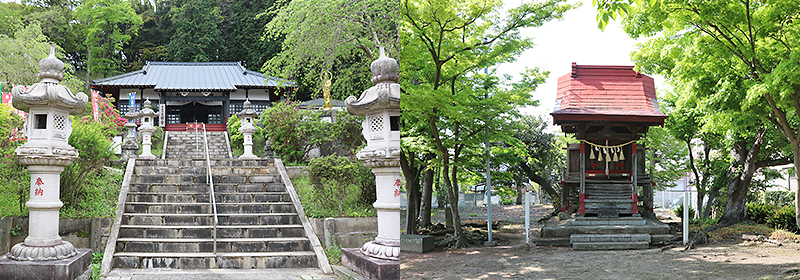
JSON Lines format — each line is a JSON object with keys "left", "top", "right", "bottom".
{"left": 105, "top": 268, "right": 339, "bottom": 280}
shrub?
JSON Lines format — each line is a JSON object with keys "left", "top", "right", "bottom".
{"left": 306, "top": 155, "right": 376, "bottom": 217}
{"left": 767, "top": 206, "right": 799, "bottom": 233}
{"left": 764, "top": 191, "right": 794, "bottom": 207}
{"left": 61, "top": 117, "right": 119, "bottom": 214}
{"left": 746, "top": 202, "right": 777, "bottom": 225}
{"left": 258, "top": 101, "right": 326, "bottom": 164}
{"left": 0, "top": 104, "right": 27, "bottom": 217}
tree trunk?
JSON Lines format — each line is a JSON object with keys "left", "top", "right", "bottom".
{"left": 419, "top": 161, "right": 434, "bottom": 227}
{"left": 793, "top": 143, "right": 800, "bottom": 229}
{"left": 400, "top": 151, "right": 422, "bottom": 234}
{"left": 519, "top": 163, "right": 558, "bottom": 201}
{"left": 703, "top": 186, "right": 719, "bottom": 219}
{"left": 719, "top": 129, "right": 765, "bottom": 225}
{"left": 515, "top": 177, "right": 523, "bottom": 205}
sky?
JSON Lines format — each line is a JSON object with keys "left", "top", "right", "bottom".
{"left": 497, "top": 0, "right": 665, "bottom": 124}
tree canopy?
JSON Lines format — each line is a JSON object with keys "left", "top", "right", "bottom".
{"left": 400, "top": 0, "right": 573, "bottom": 246}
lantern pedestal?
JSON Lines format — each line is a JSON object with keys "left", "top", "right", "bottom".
{"left": 341, "top": 248, "right": 399, "bottom": 280}
{"left": 0, "top": 248, "right": 91, "bottom": 280}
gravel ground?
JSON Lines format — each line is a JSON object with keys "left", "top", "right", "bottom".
{"left": 401, "top": 204, "right": 800, "bottom": 280}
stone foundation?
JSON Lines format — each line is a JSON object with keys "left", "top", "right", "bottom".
{"left": 0, "top": 248, "right": 91, "bottom": 280}
{"left": 341, "top": 248, "right": 399, "bottom": 280}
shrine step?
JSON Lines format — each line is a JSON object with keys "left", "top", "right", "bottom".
{"left": 570, "top": 234, "right": 651, "bottom": 250}
{"left": 125, "top": 192, "right": 291, "bottom": 203}
{"left": 112, "top": 252, "right": 317, "bottom": 269}
{"left": 116, "top": 237, "right": 311, "bottom": 253}
{"left": 571, "top": 241, "right": 650, "bottom": 250}
{"left": 122, "top": 213, "right": 301, "bottom": 226}
{"left": 124, "top": 202, "right": 297, "bottom": 214}
{"left": 572, "top": 217, "right": 646, "bottom": 226}
{"left": 128, "top": 183, "right": 287, "bottom": 193}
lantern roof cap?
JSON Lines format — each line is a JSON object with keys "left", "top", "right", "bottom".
{"left": 11, "top": 45, "right": 87, "bottom": 114}
{"left": 237, "top": 99, "right": 259, "bottom": 118}
{"left": 345, "top": 47, "right": 400, "bottom": 116}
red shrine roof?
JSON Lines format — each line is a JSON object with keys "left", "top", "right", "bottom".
{"left": 551, "top": 63, "right": 667, "bottom": 125}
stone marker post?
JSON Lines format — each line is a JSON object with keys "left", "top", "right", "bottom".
{"left": 341, "top": 48, "right": 401, "bottom": 279}
{"left": 237, "top": 99, "right": 259, "bottom": 159}
{"left": 0, "top": 46, "right": 93, "bottom": 280}
{"left": 138, "top": 99, "right": 157, "bottom": 159}
{"left": 120, "top": 110, "right": 140, "bottom": 162}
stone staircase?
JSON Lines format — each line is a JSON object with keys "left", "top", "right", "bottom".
{"left": 165, "top": 131, "right": 231, "bottom": 159}
{"left": 538, "top": 216, "right": 673, "bottom": 250}
{"left": 110, "top": 158, "right": 325, "bottom": 269}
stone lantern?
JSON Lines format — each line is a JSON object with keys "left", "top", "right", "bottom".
{"left": 237, "top": 99, "right": 259, "bottom": 159}
{"left": 345, "top": 47, "right": 401, "bottom": 266}
{"left": 138, "top": 99, "right": 157, "bottom": 159}
{"left": 120, "top": 110, "right": 140, "bottom": 162}
{"left": 7, "top": 46, "right": 88, "bottom": 263}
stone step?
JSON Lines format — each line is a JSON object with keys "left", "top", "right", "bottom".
{"left": 135, "top": 159, "right": 272, "bottom": 167}
{"left": 118, "top": 226, "right": 308, "bottom": 240}
{"left": 130, "top": 174, "right": 280, "bottom": 184}
{"left": 124, "top": 202, "right": 296, "bottom": 214}
{"left": 583, "top": 199, "right": 634, "bottom": 203}
{"left": 570, "top": 234, "right": 651, "bottom": 243}
{"left": 123, "top": 213, "right": 301, "bottom": 226}
{"left": 126, "top": 192, "right": 291, "bottom": 203}
{"left": 112, "top": 252, "right": 317, "bottom": 269}
{"left": 128, "top": 183, "right": 287, "bottom": 193}
{"left": 572, "top": 217, "right": 646, "bottom": 226}
{"left": 571, "top": 241, "right": 650, "bottom": 250}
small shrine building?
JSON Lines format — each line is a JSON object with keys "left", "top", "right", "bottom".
{"left": 551, "top": 63, "right": 667, "bottom": 217}
{"left": 91, "top": 62, "right": 294, "bottom": 131}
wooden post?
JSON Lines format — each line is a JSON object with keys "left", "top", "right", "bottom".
{"left": 631, "top": 143, "right": 639, "bottom": 214}
{"left": 579, "top": 142, "right": 586, "bottom": 214}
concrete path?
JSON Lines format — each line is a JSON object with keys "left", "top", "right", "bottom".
{"left": 105, "top": 268, "right": 338, "bottom": 280}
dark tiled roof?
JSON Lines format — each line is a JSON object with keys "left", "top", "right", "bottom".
{"left": 551, "top": 63, "right": 667, "bottom": 124}
{"left": 92, "top": 62, "right": 294, "bottom": 90}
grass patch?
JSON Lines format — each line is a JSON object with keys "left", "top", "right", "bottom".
{"left": 324, "top": 245, "right": 342, "bottom": 265}
{"left": 291, "top": 175, "right": 375, "bottom": 218}
{"left": 690, "top": 222, "right": 800, "bottom": 243}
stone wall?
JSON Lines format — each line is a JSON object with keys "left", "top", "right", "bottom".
{"left": 0, "top": 217, "right": 112, "bottom": 255}
{"left": 309, "top": 217, "right": 378, "bottom": 249}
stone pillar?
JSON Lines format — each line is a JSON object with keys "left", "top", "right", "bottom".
{"left": 138, "top": 99, "right": 157, "bottom": 159}
{"left": 7, "top": 46, "right": 87, "bottom": 261}
{"left": 120, "top": 111, "right": 140, "bottom": 162}
{"left": 237, "top": 99, "right": 259, "bottom": 159}
{"left": 345, "top": 47, "right": 401, "bottom": 262}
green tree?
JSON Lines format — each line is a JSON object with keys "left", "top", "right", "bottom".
{"left": 262, "top": 0, "right": 398, "bottom": 101}
{"left": 401, "top": 0, "right": 573, "bottom": 246}
{"left": 167, "top": 0, "right": 222, "bottom": 62}
{"left": 607, "top": 0, "right": 800, "bottom": 227}
{"left": 122, "top": 0, "right": 173, "bottom": 72}
{"left": 219, "top": 0, "right": 282, "bottom": 69}
{"left": 76, "top": 0, "right": 142, "bottom": 84}
{"left": 511, "top": 115, "right": 565, "bottom": 206}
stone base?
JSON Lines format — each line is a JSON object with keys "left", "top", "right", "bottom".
{"left": 238, "top": 155, "right": 259, "bottom": 160}
{"left": 0, "top": 248, "right": 91, "bottom": 280}
{"left": 341, "top": 248, "right": 399, "bottom": 280}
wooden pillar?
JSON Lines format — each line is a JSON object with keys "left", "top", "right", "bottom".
{"left": 631, "top": 143, "right": 639, "bottom": 214}
{"left": 579, "top": 142, "right": 586, "bottom": 214}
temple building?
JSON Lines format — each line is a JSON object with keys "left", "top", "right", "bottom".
{"left": 540, "top": 63, "right": 672, "bottom": 250}
{"left": 91, "top": 61, "right": 294, "bottom": 131}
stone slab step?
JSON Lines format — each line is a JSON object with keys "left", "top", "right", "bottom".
{"left": 120, "top": 225, "right": 303, "bottom": 230}
{"left": 113, "top": 252, "right": 317, "bottom": 269}
{"left": 571, "top": 241, "right": 649, "bottom": 250}
{"left": 128, "top": 183, "right": 286, "bottom": 193}
{"left": 122, "top": 213, "right": 301, "bottom": 226}
{"left": 584, "top": 199, "right": 634, "bottom": 203}
{"left": 126, "top": 192, "right": 291, "bottom": 203}
{"left": 118, "top": 237, "right": 309, "bottom": 243}
{"left": 651, "top": 234, "right": 675, "bottom": 243}
{"left": 572, "top": 217, "right": 646, "bottom": 226}
{"left": 570, "top": 234, "right": 651, "bottom": 243}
